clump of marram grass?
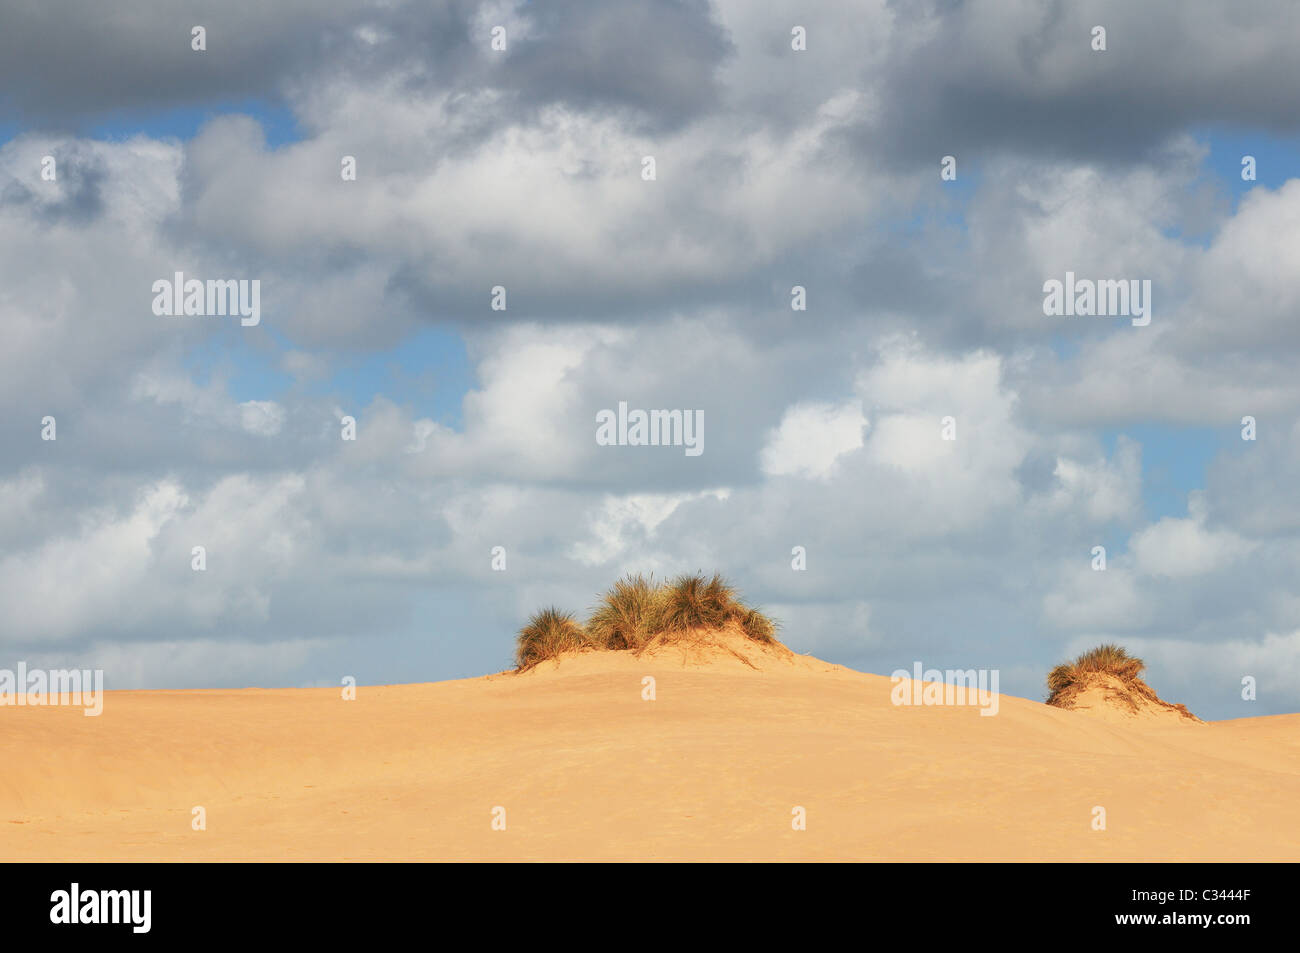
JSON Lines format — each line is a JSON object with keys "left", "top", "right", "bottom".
{"left": 1047, "top": 643, "right": 1145, "bottom": 701}
{"left": 514, "top": 573, "right": 781, "bottom": 670}
{"left": 514, "top": 607, "right": 592, "bottom": 671}
{"left": 585, "top": 573, "right": 664, "bottom": 651}
{"left": 656, "top": 572, "right": 736, "bottom": 632}
{"left": 730, "top": 605, "right": 779, "bottom": 644}
{"left": 1046, "top": 643, "right": 1198, "bottom": 720}
{"left": 656, "top": 573, "right": 779, "bottom": 645}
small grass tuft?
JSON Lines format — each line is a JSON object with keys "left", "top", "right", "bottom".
{"left": 730, "top": 605, "right": 780, "bottom": 645}
{"left": 515, "top": 607, "right": 590, "bottom": 671}
{"left": 1047, "top": 643, "right": 1145, "bottom": 699}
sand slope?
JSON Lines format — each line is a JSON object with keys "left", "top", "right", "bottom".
{"left": 2, "top": 643, "right": 1297, "bottom": 861}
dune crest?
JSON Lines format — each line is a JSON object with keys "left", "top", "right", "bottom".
{"left": 513, "top": 623, "right": 838, "bottom": 675}
{"left": 1045, "top": 643, "right": 1201, "bottom": 725}
{"left": 1048, "top": 671, "right": 1202, "bottom": 725}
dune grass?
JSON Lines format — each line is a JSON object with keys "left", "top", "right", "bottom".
{"left": 514, "top": 607, "right": 592, "bottom": 671}
{"left": 657, "top": 572, "right": 735, "bottom": 632}
{"left": 585, "top": 573, "right": 664, "bottom": 650}
{"left": 514, "top": 573, "right": 780, "bottom": 670}
{"left": 730, "top": 605, "right": 779, "bottom": 644}
{"left": 658, "top": 572, "right": 779, "bottom": 645}
{"left": 1045, "top": 643, "right": 1196, "bottom": 719}
{"left": 1047, "top": 643, "right": 1145, "bottom": 701}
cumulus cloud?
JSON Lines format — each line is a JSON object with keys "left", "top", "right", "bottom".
{"left": 760, "top": 401, "right": 866, "bottom": 480}
{"left": 1130, "top": 495, "right": 1257, "bottom": 578}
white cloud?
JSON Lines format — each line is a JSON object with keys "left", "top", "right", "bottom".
{"left": 239, "top": 400, "right": 286, "bottom": 436}
{"left": 760, "top": 400, "right": 866, "bottom": 480}
{"left": 1045, "top": 436, "right": 1142, "bottom": 523}
{"left": 0, "top": 482, "right": 189, "bottom": 643}
{"left": 569, "top": 489, "right": 730, "bottom": 567}
{"left": 1042, "top": 566, "right": 1148, "bottom": 630}
{"left": 1131, "top": 495, "right": 1256, "bottom": 578}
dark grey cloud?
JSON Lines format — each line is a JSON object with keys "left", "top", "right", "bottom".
{"left": 861, "top": 0, "right": 1300, "bottom": 166}
{"left": 0, "top": 0, "right": 729, "bottom": 134}
{"left": 503, "top": 0, "right": 731, "bottom": 130}
{"left": 0, "top": 142, "right": 106, "bottom": 223}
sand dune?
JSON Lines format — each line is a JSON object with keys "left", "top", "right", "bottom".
{"left": 3, "top": 640, "right": 1297, "bottom": 861}
{"left": 1052, "top": 672, "right": 1202, "bottom": 726}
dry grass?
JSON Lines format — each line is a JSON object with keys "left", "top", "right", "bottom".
{"left": 1047, "top": 644, "right": 1145, "bottom": 699}
{"left": 730, "top": 605, "right": 779, "bottom": 644}
{"left": 1046, "top": 643, "right": 1198, "bottom": 720}
{"left": 657, "top": 573, "right": 780, "bottom": 645}
{"left": 585, "top": 573, "right": 664, "bottom": 651}
{"left": 514, "top": 573, "right": 781, "bottom": 670}
{"left": 657, "top": 573, "right": 735, "bottom": 632}
{"left": 515, "top": 608, "right": 592, "bottom": 671}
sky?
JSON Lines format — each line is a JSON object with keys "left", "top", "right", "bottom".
{"left": 2, "top": 0, "right": 1299, "bottom": 719}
